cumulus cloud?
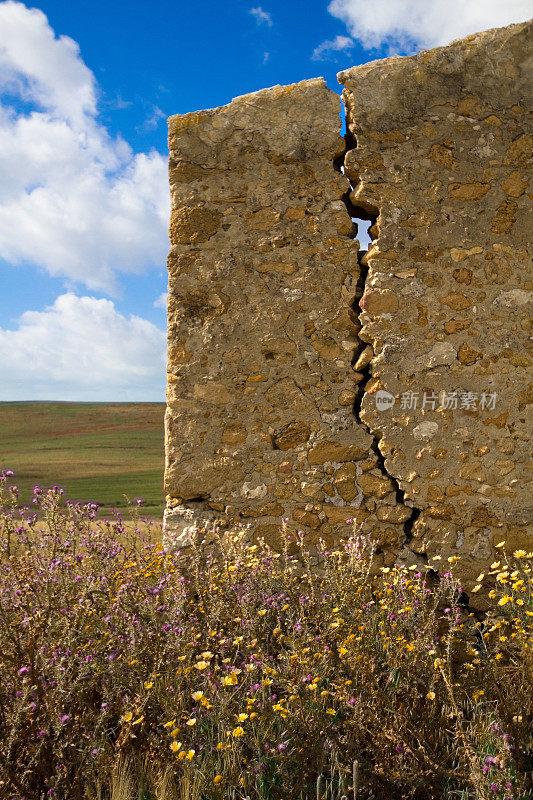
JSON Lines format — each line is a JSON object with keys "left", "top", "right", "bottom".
{"left": 0, "top": 0, "right": 95, "bottom": 124}
{"left": 327, "top": 0, "right": 532, "bottom": 52}
{"left": 250, "top": 6, "right": 273, "bottom": 26}
{"left": 0, "top": 294, "right": 166, "bottom": 401}
{"left": 0, "top": 1, "right": 169, "bottom": 292}
{"left": 312, "top": 34, "right": 354, "bottom": 60}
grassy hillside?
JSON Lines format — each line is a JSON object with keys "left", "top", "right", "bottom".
{"left": 0, "top": 402, "right": 165, "bottom": 518}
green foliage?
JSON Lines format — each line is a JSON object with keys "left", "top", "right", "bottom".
{"left": 0, "top": 402, "right": 165, "bottom": 516}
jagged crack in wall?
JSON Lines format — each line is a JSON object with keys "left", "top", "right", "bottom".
{"left": 338, "top": 20, "right": 532, "bottom": 584}
{"left": 164, "top": 79, "right": 409, "bottom": 563}
{"left": 339, "top": 132, "right": 420, "bottom": 559}
{"left": 165, "top": 20, "right": 532, "bottom": 588}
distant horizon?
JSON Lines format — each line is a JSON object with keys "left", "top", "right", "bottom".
{"left": 0, "top": 399, "right": 166, "bottom": 405}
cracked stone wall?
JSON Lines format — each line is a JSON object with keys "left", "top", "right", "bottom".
{"left": 338, "top": 20, "right": 532, "bottom": 583}
{"left": 165, "top": 21, "right": 532, "bottom": 587}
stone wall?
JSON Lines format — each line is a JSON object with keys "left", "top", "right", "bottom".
{"left": 164, "top": 20, "right": 532, "bottom": 588}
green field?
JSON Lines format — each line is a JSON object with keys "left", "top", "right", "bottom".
{"left": 0, "top": 402, "right": 165, "bottom": 518}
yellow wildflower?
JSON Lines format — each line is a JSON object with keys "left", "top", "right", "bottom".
{"left": 186, "top": 750, "right": 195, "bottom": 761}
{"left": 132, "top": 716, "right": 144, "bottom": 726}
{"left": 495, "top": 541, "right": 505, "bottom": 548}
{"left": 192, "top": 691, "right": 204, "bottom": 701}
{"left": 186, "top": 718, "right": 197, "bottom": 727}
{"left": 513, "top": 550, "right": 526, "bottom": 558}
{"left": 237, "top": 713, "right": 248, "bottom": 722}
{"left": 195, "top": 661, "right": 208, "bottom": 671}
{"left": 258, "top": 609, "right": 267, "bottom": 616}
{"left": 232, "top": 726, "right": 245, "bottom": 738}
{"left": 213, "top": 776, "right": 223, "bottom": 785}
{"left": 171, "top": 728, "right": 180, "bottom": 738}
{"left": 326, "top": 708, "right": 336, "bottom": 715}
{"left": 426, "top": 692, "right": 435, "bottom": 700}
{"left": 144, "top": 681, "right": 153, "bottom": 690}
{"left": 123, "top": 712, "right": 133, "bottom": 723}
{"left": 498, "top": 596, "right": 512, "bottom": 606}
{"left": 170, "top": 741, "right": 182, "bottom": 752}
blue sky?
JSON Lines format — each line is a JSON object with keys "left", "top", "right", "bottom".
{"left": 0, "top": 0, "right": 530, "bottom": 401}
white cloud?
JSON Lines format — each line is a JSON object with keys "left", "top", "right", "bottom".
{"left": 154, "top": 292, "right": 168, "bottom": 309}
{"left": 312, "top": 34, "right": 354, "bottom": 60}
{"left": 0, "top": 1, "right": 169, "bottom": 292}
{"left": 141, "top": 105, "right": 166, "bottom": 132}
{"left": 250, "top": 6, "right": 273, "bottom": 26}
{"left": 0, "top": 294, "right": 166, "bottom": 401}
{"left": 327, "top": 0, "right": 533, "bottom": 52}
{"left": 0, "top": 0, "right": 95, "bottom": 125}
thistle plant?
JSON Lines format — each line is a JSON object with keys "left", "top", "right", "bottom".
{"left": 0, "top": 471, "right": 531, "bottom": 800}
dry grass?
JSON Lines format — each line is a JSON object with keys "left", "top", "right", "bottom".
{"left": 1, "top": 474, "right": 531, "bottom": 800}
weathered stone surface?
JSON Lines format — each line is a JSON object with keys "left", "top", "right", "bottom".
{"left": 164, "top": 79, "right": 406, "bottom": 547}
{"left": 165, "top": 22, "right": 532, "bottom": 588}
{"left": 338, "top": 20, "right": 532, "bottom": 580}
